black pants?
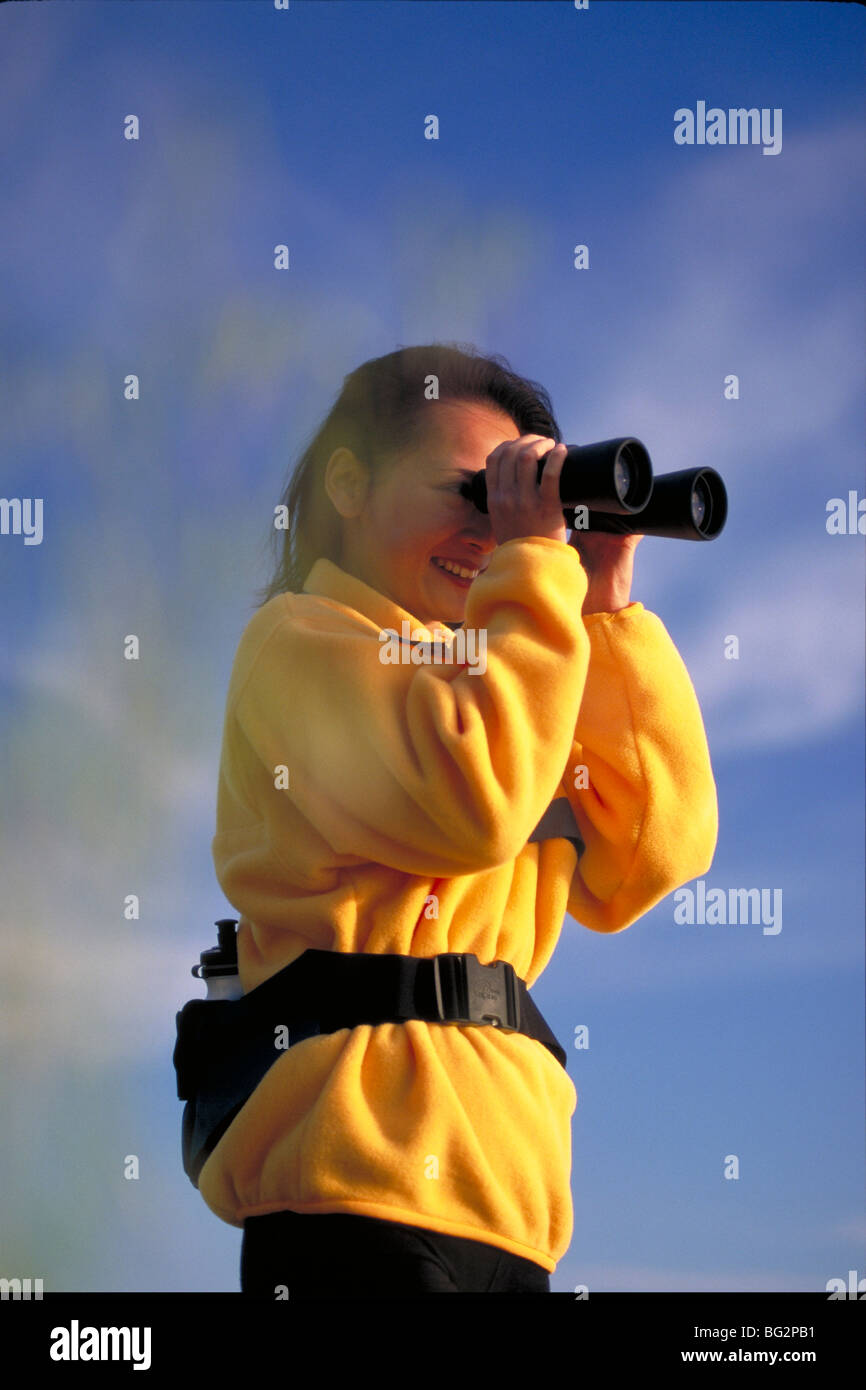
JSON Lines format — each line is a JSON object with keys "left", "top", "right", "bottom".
{"left": 240, "top": 1210, "right": 550, "bottom": 1296}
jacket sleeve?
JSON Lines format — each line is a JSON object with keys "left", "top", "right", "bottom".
{"left": 230, "top": 537, "right": 592, "bottom": 878}
{"left": 562, "top": 602, "right": 718, "bottom": 933}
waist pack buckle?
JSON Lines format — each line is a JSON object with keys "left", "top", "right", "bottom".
{"left": 432, "top": 953, "right": 521, "bottom": 1032}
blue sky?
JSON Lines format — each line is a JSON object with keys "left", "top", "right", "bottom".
{"left": 0, "top": 0, "right": 863, "bottom": 1294}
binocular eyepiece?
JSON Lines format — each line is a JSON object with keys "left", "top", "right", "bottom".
{"left": 460, "top": 438, "right": 727, "bottom": 540}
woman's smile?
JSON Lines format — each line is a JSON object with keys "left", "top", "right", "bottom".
{"left": 430, "top": 555, "right": 483, "bottom": 589}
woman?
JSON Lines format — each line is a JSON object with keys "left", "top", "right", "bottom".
{"left": 201, "top": 343, "right": 718, "bottom": 1295}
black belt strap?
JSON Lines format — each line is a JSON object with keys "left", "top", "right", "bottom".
{"left": 174, "top": 949, "right": 568, "bottom": 1188}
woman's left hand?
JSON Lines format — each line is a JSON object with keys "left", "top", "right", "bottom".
{"left": 568, "top": 528, "right": 643, "bottom": 615}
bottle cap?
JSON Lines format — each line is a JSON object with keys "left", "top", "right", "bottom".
{"left": 192, "top": 918, "right": 239, "bottom": 979}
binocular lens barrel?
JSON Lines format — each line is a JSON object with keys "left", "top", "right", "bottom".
{"left": 628, "top": 466, "right": 727, "bottom": 540}
{"left": 464, "top": 438, "right": 727, "bottom": 541}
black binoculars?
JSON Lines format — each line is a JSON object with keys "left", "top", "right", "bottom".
{"left": 460, "top": 438, "right": 727, "bottom": 540}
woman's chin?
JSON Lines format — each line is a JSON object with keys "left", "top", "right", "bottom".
{"left": 424, "top": 568, "right": 469, "bottom": 621}
{"left": 438, "top": 601, "right": 467, "bottom": 624}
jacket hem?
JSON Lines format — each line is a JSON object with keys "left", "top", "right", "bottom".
{"left": 226, "top": 1196, "right": 558, "bottom": 1273}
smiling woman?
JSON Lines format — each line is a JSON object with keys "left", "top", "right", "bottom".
{"left": 199, "top": 341, "right": 718, "bottom": 1297}
{"left": 256, "top": 344, "right": 562, "bottom": 619}
{"left": 322, "top": 396, "right": 522, "bottom": 626}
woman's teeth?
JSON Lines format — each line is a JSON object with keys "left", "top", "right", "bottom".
{"left": 432, "top": 556, "right": 479, "bottom": 581}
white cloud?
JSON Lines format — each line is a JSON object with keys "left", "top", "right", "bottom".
{"left": 9, "top": 635, "right": 217, "bottom": 820}
{"left": 683, "top": 538, "right": 864, "bottom": 753}
{"left": 0, "top": 918, "right": 207, "bottom": 1067}
{"left": 556, "top": 115, "right": 866, "bottom": 756}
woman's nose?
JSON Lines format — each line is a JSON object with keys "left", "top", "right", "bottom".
{"left": 462, "top": 510, "right": 494, "bottom": 546}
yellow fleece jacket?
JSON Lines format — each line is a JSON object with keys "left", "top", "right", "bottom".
{"left": 201, "top": 536, "right": 718, "bottom": 1271}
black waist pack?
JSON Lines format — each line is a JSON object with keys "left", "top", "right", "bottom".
{"left": 173, "top": 946, "right": 569, "bottom": 1189}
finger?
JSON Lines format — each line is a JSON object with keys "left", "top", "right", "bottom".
{"left": 489, "top": 435, "right": 556, "bottom": 509}
{"left": 517, "top": 437, "right": 558, "bottom": 500}
{"left": 540, "top": 442, "right": 566, "bottom": 488}
{"left": 507, "top": 436, "right": 548, "bottom": 496}
{"left": 485, "top": 433, "right": 549, "bottom": 467}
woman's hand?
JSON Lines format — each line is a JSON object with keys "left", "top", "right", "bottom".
{"left": 568, "top": 529, "right": 643, "bottom": 615}
{"left": 484, "top": 436, "right": 569, "bottom": 547}
{"left": 483, "top": 434, "right": 642, "bottom": 613}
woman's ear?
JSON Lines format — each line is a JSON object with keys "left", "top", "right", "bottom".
{"left": 324, "top": 447, "right": 370, "bottom": 520}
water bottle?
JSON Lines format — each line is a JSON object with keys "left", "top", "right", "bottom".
{"left": 192, "top": 918, "right": 243, "bottom": 1000}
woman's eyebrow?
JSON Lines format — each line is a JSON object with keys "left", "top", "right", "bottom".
{"left": 443, "top": 466, "right": 478, "bottom": 477}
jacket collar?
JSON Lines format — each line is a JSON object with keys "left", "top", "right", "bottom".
{"left": 302, "top": 558, "right": 457, "bottom": 641}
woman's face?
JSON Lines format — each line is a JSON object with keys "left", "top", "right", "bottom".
{"left": 332, "top": 399, "right": 520, "bottom": 625}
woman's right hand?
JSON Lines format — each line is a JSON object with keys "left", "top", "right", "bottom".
{"left": 484, "top": 435, "right": 569, "bottom": 547}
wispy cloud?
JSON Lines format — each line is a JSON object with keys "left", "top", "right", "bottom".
{"left": 561, "top": 115, "right": 866, "bottom": 754}
{"left": 683, "top": 538, "right": 864, "bottom": 754}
